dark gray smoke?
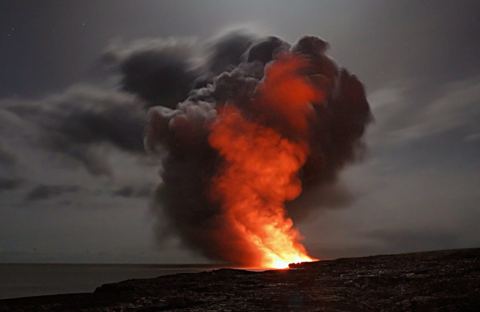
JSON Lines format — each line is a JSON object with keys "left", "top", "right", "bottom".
{"left": 120, "top": 32, "right": 372, "bottom": 264}
{"left": 103, "top": 38, "right": 199, "bottom": 109}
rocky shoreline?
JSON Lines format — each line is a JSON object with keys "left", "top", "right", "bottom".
{"left": 1, "top": 248, "right": 479, "bottom": 311}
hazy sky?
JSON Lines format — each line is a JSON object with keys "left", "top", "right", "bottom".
{"left": 1, "top": 0, "right": 479, "bottom": 263}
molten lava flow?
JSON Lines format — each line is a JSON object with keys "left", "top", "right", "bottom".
{"left": 209, "top": 54, "right": 321, "bottom": 269}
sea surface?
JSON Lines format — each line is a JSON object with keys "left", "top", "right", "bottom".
{"left": 0, "top": 263, "right": 221, "bottom": 300}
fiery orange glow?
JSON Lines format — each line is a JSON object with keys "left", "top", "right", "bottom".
{"left": 209, "top": 54, "right": 321, "bottom": 269}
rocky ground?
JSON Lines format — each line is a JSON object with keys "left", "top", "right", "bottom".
{"left": 1, "top": 248, "right": 479, "bottom": 311}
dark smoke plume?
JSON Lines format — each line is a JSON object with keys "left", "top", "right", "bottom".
{"left": 141, "top": 33, "right": 371, "bottom": 264}
{"left": 103, "top": 38, "right": 199, "bottom": 109}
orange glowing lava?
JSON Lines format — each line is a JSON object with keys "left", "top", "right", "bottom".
{"left": 209, "top": 54, "right": 321, "bottom": 269}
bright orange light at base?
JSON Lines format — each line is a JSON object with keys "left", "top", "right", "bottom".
{"left": 266, "top": 255, "right": 317, "bottom": 270}
{"left": 209, "top": 54, "right": 320, "bottom": 269}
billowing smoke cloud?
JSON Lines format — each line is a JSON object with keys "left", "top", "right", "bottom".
{"left": 140, "top": 32, "right": 372, "bottom": 266}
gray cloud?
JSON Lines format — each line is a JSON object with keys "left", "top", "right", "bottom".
{"left": 26, "top": 184, "right": 81, "bottom": 201}
{"left": 0, "top": 85, "right": 146, "bottom": 176}
{"left": 0, "top": 177, "right": 22, "bottom": 192}
{"left": 392, "top": 78, "right": 480, "bottom": 143}
{"left": 113, "top": 184, "right": 154, "bottom": 198}
{"left": 366, "top": 76, "right": 480, "bottom": 155}
{"left": 0, "top": 144, "right": 17, "bottom": 166}
{"left": 366, "top": 228, "right": 461, "bottom": 253}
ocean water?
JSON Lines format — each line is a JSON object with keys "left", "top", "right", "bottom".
{"left": 0, "top": 263, "right": 220, "bottom": 300}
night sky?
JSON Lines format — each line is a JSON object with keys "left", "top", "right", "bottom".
{"left": 1, "top": 0, "right": 479, "bottom": 263}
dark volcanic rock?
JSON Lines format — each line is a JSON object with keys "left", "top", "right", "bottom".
{"left": 1, "top": 248, "right": 479, "bottom": 311}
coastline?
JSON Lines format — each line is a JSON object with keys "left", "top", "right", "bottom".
{"left": 1, "top": 248, "right": 479, "bottom": 311}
